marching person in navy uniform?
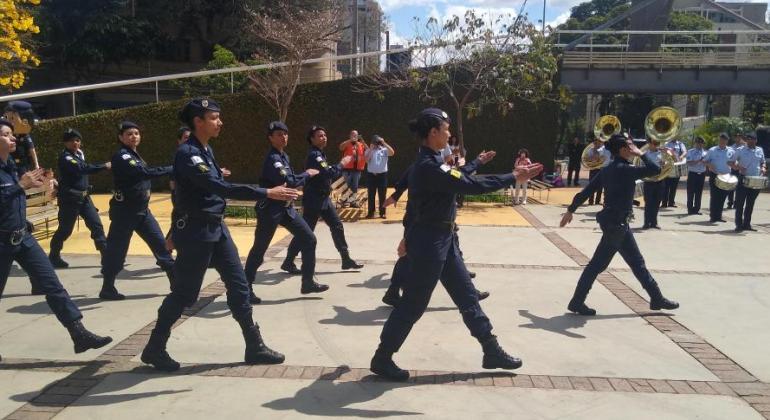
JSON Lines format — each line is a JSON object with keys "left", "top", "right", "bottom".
{"left": 370, "top": 108, "right": 541, "bottom": 381}
{"left": 685, "top": 137, "right": 708, "bottom": 215}
{"left": 3, "top": 101, "right": 39, "bottom": 174}
{"left": 733, "top": 132, "right": 766, "bottom": 232}
{"left": 48, "top": 129, "right": 111, "bottom": 268}
{"left": 140, "top": 99, "right": 295, "bottom": 372}
{"left": 100, "top": 121, "right": 174, "bottom": 300}
{"left": 280, "top": 125, "right": 362, "bottom": 275}
{"left": 0, "top": 117, "right": 112, "bottom": 361}
{"left": 380, "top": 151, "right": 495, "bottom": 306}
{"left": 244, "top": 121, "right": 327, "bottom": 303}
{"left": 561, "top": 134, "right": 679, "bottom": 316}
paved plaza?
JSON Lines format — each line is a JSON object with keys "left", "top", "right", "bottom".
{"left": 1, "top": 187, "right": 769, "bottom": 419}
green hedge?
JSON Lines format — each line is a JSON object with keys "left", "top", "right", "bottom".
{"left": 33, "top": 78, "right": 559, "bottom": 192}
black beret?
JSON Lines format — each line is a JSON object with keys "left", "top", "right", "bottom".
{"left": 179, "top": 98, "right": 221, "bottom": 124}
{"left": 5, "top": 100, "right": 32, "bottom": 113}
{"left": 745, "top": 131, "right": 757, "bottom": 139}
{"left": 419, "top": 107, "right": 451, "bottom": 124}
{"left": 719, "top": 132, "right": 729, "bottom": 139}
{"left": 118, "top": 120, "right": 140, "bottom": 134}
{"left": 0, "top": 117, "right": 14, "bottom": 131}
{"left": 268, "top": 121, "right": 289, "bottom": 135}
{"left": 63, "top": 128, "right": 82, "bottom": 142}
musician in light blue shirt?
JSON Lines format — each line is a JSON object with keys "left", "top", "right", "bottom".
{"left": 732, "top": 132, "right": 767, "bottom": 232}
{"left": 704, "top": 133, "right": 735, "bottom": 222}
{"left": 586, "top": 139, "right": 609, "bottom": 205}
{"left": 685, "top": 137, "right": 707, "bottom": 215}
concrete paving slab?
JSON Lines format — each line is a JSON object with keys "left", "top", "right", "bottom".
{"left": 280, "top": 224, "right": 578, "bottom": 267}
{"left": 0, "top": 255, "right": 217, "bottom": 361}
{"left": 557, "top": 227, "right": 769, "bottom": 273}
{"left": 162, "top": 263, "right": 715, "bottom": 380}
{"left": 614, "top": 271, "right": 770, "bottom": 382}
{"left": 0, "top": 370, "right": 69, "bottom": 418}
{"left": 55, "top": 373, "right": 760, "bottom": 419}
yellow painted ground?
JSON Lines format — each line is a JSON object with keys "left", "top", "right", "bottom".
{"left": 37, "top": 189, "right": 533, "bottom": 257}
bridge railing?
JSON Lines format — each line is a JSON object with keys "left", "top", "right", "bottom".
{"left": 562, "top": 50, "right": 770, "bottom": 68}
{"left": 553, "top": 29, "right": 770, "bottom": 52}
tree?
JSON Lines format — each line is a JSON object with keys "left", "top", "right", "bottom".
{"left": 244, "top": 0, "right": 346, "bottom": 121}
{"left": 169, "top": 45, "right": 251, "bottom": 96}
{"left": 0, "top": 0, "right": 40, "bottom": 90}
{"left": 356, "top": 9, "right": 562, "bottom": 153}
{"left": 35, "top": 0, "right": 156, "bottom": 82}
{"left": 693, "top": 117, "right": 753, "bottom": 147}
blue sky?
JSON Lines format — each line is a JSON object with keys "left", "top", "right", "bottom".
{"left": 381, "top": 0, "right": 576, "bottom": 46}
{"left": 381, "top": 0, "right": 770, "bottom": 46}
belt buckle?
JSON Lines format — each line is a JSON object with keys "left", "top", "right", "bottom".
{"left": 10, "top": 229, "right": 24, "bottom": 246}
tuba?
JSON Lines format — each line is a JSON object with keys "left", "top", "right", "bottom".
{"left": 582, "top": 115, "right": 621, "bottom": 170}
{"left": 635, "top": 106, "right": 681, "bottom": 182}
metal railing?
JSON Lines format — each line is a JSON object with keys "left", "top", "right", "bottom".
{"left": 553, "top": 29, "right": 770, "bottom": 52}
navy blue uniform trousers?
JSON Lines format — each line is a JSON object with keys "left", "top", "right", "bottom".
{"left": 1, "top": 234, "right": 82, "bottom": 325}
{"left": 101, "top": 206, "right": 174, "bottom": 278}
{"left": 643, "top": 180, "right": 664, "bottom": 226}
{"left": 572, "top": 220, "right": 658, "bottom": 303}
{"left": 155, "top": 223, "right": 252, "bottom": 328}
{"left": 50, "top": 195, "right": 106, "bottom": 254}
{"left": 285, "top": 203, "right": 347, "bottom": 262}
{"left": 708, "top": 173, "right": 729, "bottom": 221}
{"left": 380, "top": 226, "right": 491, "bottom": 353}
{"left": 734, "top": 181, "right": 760, "bottom": 229}
{"left": 245, "top": 210, "right": 316, "bottom": 284}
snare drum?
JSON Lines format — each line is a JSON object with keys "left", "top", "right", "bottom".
{"left": 669, "top": 161, "right": 687, "bottom": 178}
{"left": 715, "top": 174, "right": 739, "bottom": 191}
{"left": 634, "top": 179, "right": 643, "bottom": 198}
{"left": 742, "top": 176, "right": 769, "bottom": 190}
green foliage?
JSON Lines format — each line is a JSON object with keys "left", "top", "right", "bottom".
{"left": 36, "top": 0, "right": 156, "bottom": 81}
{"left": 32, "top": 78, "right": 559, "bottom": 193}
{"left": 743, "top": 95, "right": 770, "bottom": 126}
{"left": 169, "top": 45, "right": 252, "bottom": 96}
{"left": 224, "top": 206, "right": 256, "bottom": 219}
{"left": 692, "top": 117, "right": 753, "bottom": 147}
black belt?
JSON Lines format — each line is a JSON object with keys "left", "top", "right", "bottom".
{"left": 415, "top": 220, "right": 456, "bottom": 232}
{"left": 113, "top": 189, "right": 150, "bottom": 202}
{"left": 175, "top": 212, "right": 224, "bottom": 229}
{"left": 65, "top": 188, "right": 88, "bottom": 198}
{"left": 0, "top": 226, "right": 27, "bottom": 246}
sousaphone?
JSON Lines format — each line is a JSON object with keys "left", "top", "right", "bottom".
{"left": 582, "top": 115, "right": 620, "bottom": 170}
{"left": 634, "top": 106, "right": 681, "bottom": 182}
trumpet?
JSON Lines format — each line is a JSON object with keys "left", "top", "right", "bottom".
{"left": 634, "top": 106, "right": 681, "bottom": 182}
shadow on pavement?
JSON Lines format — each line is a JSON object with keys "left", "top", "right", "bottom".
{"left": 348, "top": 273, "right": 389, "bottom": 290}
{"left": 263, "top": 366, "right": 422, "bottom": 417}
{"left": 6, "top": 294, "right": 164, "bottom": 315}
{"left": 195, "top": 297, "right": 324, "bottom": 319}
{"left": 318, "top": 305, "right": 454, "bottom": 326}
{"left": 517, "top": 309, "right": 640, "bottom": 339}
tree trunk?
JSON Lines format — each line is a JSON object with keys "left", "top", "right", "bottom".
{"left": 454, "top": 106, "right": 465, "bottom": 157}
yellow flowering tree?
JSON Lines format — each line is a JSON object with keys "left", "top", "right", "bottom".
{"left": 0, "top": 0, "right": 41, "bottom": 89}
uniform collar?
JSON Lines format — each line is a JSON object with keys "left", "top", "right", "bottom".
{"left": 311, "top": 145, "right": 324, "bottom": 155}
{"left": 187, "top": 135, "right": 210, "bottom": 154}
{"left": 270, "top": 147, "right": 287, "bottom": 158}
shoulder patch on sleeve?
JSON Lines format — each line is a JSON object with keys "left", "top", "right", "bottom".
{"left": 279, "top": 169, "right": 287, "bottom": 177}
{"left": 129, "top": 160, "right": 137, "bottom": 166}
{"left": 440, "top": 163, "right": 451, "bottom": 173}
{"left": 320, "top": 162, "right": 329, "bottom": 169}
{"left": 449, "top": 169, "right": 462, "bottom": 179}
{"left": 122, "top": 154, "right": 131, "bottom": 160}
{"left": 68, "top": 157, "right": 78, "bottom": 164}
{"left": 315, "top": 156, "right": 324, "bottom": 163}
{"left": 191, "top": 155, "right": 204, "bottom": 164}
{"left": 197, "top": 164, "right": 210, "bottom": 173}
{"left": 273, "top": 161, "right": 284, "bottom": 169}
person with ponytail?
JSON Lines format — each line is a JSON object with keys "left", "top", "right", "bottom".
{"left": 369, "top": 108, "right": 542, "bottom": 381}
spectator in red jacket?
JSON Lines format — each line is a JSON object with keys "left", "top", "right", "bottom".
{"left": 338, "top": 129, "right": 368, "bottom": 207}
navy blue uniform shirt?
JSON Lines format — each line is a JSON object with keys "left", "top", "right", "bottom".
{"left": 302, "top": 146, "right": 343, "bottom": 208}
{"left": 0, "top": 158, "right": 26, "bottom": 231}
{"left": 57, "top": 149, "right": 106, "bottom": 192}
{"left": 110, "top": 146, "right": 171, "bottom": 205}
{"left": 257, "top": 147, "right": 309, "bottom": 219}
{"left": 568, "top": 152, "right": 660, "bottom": 223}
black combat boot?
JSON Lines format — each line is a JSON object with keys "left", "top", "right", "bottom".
{"left": 370, "top": 346, "right": 409, "bottom": 381}
{"left": 141, "top": 330, "right": 180, "bottom": 372}
{"left": 301, "top": 278, "right": 329, "bottom": 294}
{"left": 568, "top": 298, "right": 597, "bottom": 316}
{"left": 340, "top": 249, "right": 363, "bottom": 270}
{"left": 481, "top": 335, "right": 522, "bottom": 370}
{"left": 49, "top": 253, "right": 69, "bottom": 269}
{"left": 248, "top": 284, "right": 261, "bottom": 305}
{"left": 382, "top": 285, "right": 400, "bottom": 306}
{"left": 476, "top": 290, "right": 490, "bottom": 301}
{"left": 280, "top": 260, "right": 302, "bottom": 275}
{"left": 239, "top": 319, "right": 285, "bottom": 365}
{"left": 99, "top": 275, "right": 125, "bottom": 301}
{"left": 646, "top": 283, "right": 679, "bottom": 311}
{"left": 66, "top": 321, "right": 113, "bottom": 354}
{"left": 468, "top": 271, "right": 477, "bottom": 279}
